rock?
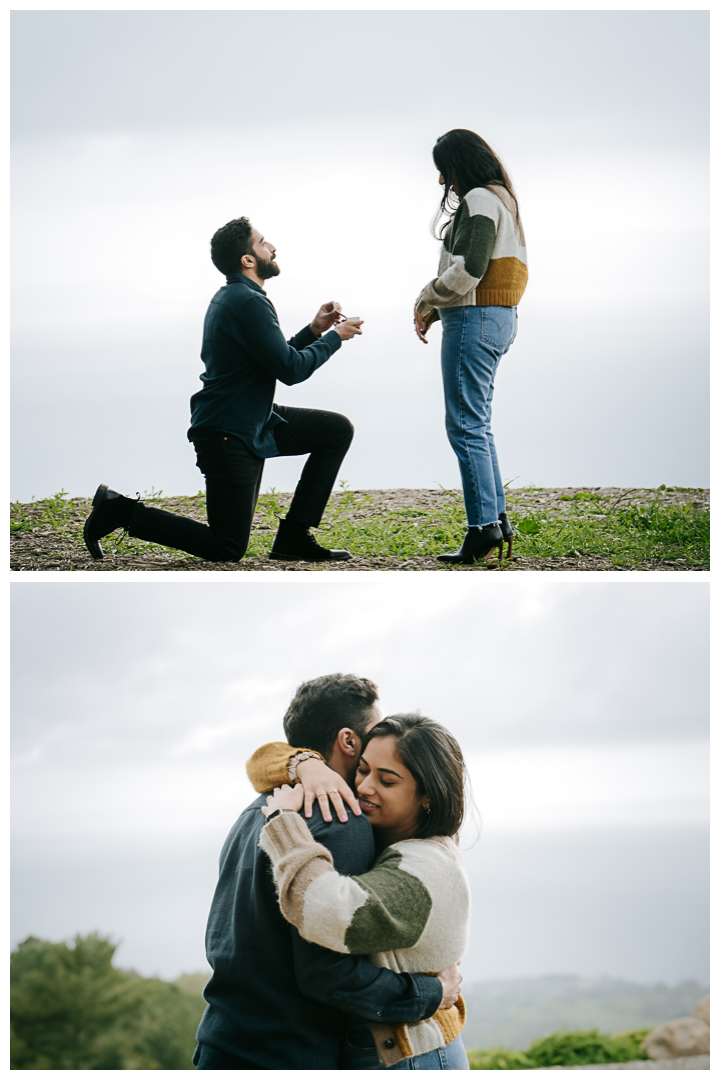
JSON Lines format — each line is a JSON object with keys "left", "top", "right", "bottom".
{"left": 693, "top": 995, "right": 710, "bottom": 1025}
{"left": 642, "top": 1017, "right": 710, "bottom": 1060}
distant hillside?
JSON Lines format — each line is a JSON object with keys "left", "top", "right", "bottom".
{"left": 173, "top": 971, "right": 708, "bottom": 1053}
{"left": 461, "top": 975, "right": 709, "bottom": 1050}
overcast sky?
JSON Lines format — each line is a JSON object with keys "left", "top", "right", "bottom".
{"left": 11, "top": 10, "right": 709, "bottom": 501}
{"left": 11, "top": 580, "right": 709, "bottom": 985}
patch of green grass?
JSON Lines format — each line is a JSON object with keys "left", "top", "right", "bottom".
{"left": 559, "top": 491, "right": 607, "bottom": 503}
{"left": 11, "top": 487, "right": 709, "bottom": 567}
{"left": 10, "top": 491, "right": 79, "bottom": 532}
{"left": 313, "top": 492, "right": 709, "bottom": 566}
{"left": 512, "top": 499, "right": 708, "bottom": 566}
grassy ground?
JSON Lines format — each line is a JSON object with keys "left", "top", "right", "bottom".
{"left": 10, "top": 485, "right": 709, "bottom": 571}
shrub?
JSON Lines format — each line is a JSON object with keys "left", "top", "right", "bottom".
{"left": 525, "top": 1028, "right": 647, "bottom": 1067}
{"left": 469, "top": 1046, "right": 536, "bottom": 1069}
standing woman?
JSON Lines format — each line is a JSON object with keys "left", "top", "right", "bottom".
{"left": 415, "top": 129, "right": 528, "bottom": 565}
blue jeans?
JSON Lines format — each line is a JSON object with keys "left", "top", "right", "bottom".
{"left": 440, "top": 305, "right": 518, "bottom": 527}
{"left": 340, "top": 1027, "right": 469, "bottom": 1070}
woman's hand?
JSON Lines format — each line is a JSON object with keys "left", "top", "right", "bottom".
{"left": 436, "top": 960, "right": 463, "bottom": 1009}
{"left": 414, "top": 309, "right": 428, "bottom": 344}
{"left": 261, "top": 784, "right": 304, "bottom": 818}
{"left": 295, "top": 757, "right": 362, "bottom": 823}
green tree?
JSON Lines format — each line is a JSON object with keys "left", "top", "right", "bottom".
{"left": 11, "top": 934, "right": 146, "bottom": 1069}
{"left": 10, "top": 934, "right": 205, "bottom": 1069}
{"left": 115, "top": 976, "right": 205, "bottom": 1069}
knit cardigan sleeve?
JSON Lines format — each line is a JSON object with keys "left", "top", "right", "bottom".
{"left": 246, "top": 742, "right": 322, "bottom": 793}
{"left": 415, "top": 194, "right": 498, "bottom": 318}
{"left": 259, "top": 811, "right": 434, "bottom": 954}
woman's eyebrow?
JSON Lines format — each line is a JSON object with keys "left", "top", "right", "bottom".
{"left": 377, "top": 767, "right": 403, "bottom": 778}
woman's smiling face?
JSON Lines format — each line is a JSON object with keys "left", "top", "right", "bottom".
{"left": 355, "top": 736, "right": 427, "bottom": 844}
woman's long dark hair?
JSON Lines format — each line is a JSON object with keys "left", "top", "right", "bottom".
{"left": 365, "top": 714, "right": 466, "bottom": 840}
{"left": 432, "top": 128, "right": 521, "bottom": 239}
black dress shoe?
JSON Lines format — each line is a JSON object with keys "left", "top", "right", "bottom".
{"left": 498, "top": 512, "right": 514, "bottom": 559}
{"left": 268, "top": 518, "right": 352, "bottom": 562}
{"left": 83, "top": 484, "right": 138, "bottom": 559}
{"left": 437, "top": 523, "right": 504, "bottom": 566}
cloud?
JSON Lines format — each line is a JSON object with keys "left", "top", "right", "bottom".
{"left": 12, "top": 11, "right": 708, "bottom": 147}
{"left": 12, "top": 582, "right": 708, "bottom": 760}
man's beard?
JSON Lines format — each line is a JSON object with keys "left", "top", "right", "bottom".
{"left": 255, "top": 254, "right": 281, "bottom": 280}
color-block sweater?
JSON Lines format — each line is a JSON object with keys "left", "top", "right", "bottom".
{"left": 250, "top": 744, "right": 469, "bottom": 1068}
{"left": 415, "top": 185, "right": 528, "bottom": 329}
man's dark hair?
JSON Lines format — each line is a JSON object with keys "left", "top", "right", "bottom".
{"left": 366, "top": 713, "right": 466, "bottom": 840}
{"left": 210, "top": 217, "right": 254, "bottom": 275}
{"left": 283, "top": 673, "right": 379, "bottom": 759}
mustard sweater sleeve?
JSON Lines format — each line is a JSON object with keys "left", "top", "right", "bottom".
{"left": 246, "top": 742, "right": 322, "bottom": 793}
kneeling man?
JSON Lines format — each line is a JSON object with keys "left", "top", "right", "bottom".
{"left": 83, "top": 216, "right": 363, "bottom": 563}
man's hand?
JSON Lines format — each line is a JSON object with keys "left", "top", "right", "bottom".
{"left": 436, "top": 961, "right": 463, "bottom": 1009}
{"left": 310, "top": 301, "right": 344, "bottom": 337}
{"left": 261, "top": 784, "right": 304, "bottom": 818}
{"left": 295, "top": 757, "right": 362, "bottom": 822}
{"left": 335, "top": 317, "right": 363, "bottom": 341}
{"left": 414, "top": 309, "right": 428, "bottom": 344}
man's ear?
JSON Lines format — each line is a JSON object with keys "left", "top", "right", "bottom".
{"left": 336, "top": 727, "right": 360, "bottom": 759}
{"left": 241, "top": 253, "right": 255, "bottom": 268}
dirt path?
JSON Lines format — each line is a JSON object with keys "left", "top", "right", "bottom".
{"left": 10, "top": 487, "right": 709, "bottom": 572}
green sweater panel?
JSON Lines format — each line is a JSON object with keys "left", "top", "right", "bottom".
{"left": 345, "top": 847, "right": 434, "bottom": 954}
{"left": 446, "top": 201, "right": 497, "bottom": 280}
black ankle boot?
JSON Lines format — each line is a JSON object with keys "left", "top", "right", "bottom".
{"left": 83, "top": 484, "right": 140, "bottom": 560}
{"left": 498, "top": 512, "right": 514, "bottom": 559}
{"left": 437, "top": 523, "right": 504, "bottom": 566}
{"left": 268, "top": 517, "right": 352, "bottom": 562}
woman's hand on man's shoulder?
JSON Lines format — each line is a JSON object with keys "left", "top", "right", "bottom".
{"left": 295, "top": 757, "right": 362, "bottom": 823}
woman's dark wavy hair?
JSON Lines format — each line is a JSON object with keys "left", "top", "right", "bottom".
{"left": 432, "top": 128, "right": 521, "bottom": 239}
{"left": 365, "top": 713, "right": 466, "bottom": 840}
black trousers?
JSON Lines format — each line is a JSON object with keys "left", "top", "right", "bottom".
{"left": 127, "top": 405, "right": 354, "bottom": 562}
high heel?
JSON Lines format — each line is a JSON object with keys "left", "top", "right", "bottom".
{"left": 437, "top": 523, "right": 504, "bottom": 566}
{"left": 499, "top": 512, "right": 514, "bottom": 560}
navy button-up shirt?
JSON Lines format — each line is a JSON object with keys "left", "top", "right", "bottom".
{"left": 188, "top": 274, "right": 342, "bottom": 457}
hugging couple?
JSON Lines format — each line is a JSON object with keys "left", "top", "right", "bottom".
{"left": 194, "top": 673, "right": 471, "bottom": 1071}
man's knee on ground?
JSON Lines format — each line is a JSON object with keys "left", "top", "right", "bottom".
{"left": 211, "top": 540, "right": 249, "bottom": 563}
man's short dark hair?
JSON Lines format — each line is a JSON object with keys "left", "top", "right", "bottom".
{"left": 210, "top": 217, "right": 254, "bottom": 275}
{"left": 283, "top": 673, "right": 379, "bottom": 759}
